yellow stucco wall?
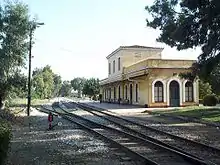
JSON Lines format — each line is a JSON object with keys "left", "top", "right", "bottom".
{"left": 121, "top": 48, "right": 162, "bottom": 67}
{"left": 100, "top": 47, "right": 199, "bottom": 107}
{"left": 139, "top": 80, "right": 148, "bottom": 105}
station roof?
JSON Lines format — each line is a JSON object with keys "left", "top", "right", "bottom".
{"left": 106, "top": 45, "right": 164, "bottom": 59}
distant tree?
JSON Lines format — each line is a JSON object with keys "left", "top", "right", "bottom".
{"left": 32, "top": 73, "right": 44, "bottom": 99}
{"left": 53, "top": 74, "right": 62, "bottom": 97}
{"left": 0, "top": 1, "right": 31, "bottom": 107}
{"left": 70, "top": 77, "right": 86, "bottom": 97}
{"left": 59, "top": 81, "right": 72, "bottom": 97}
{"left": 32, "top": 65, "right": 56, "bottom": 99}
{"left": 145, "top": 0, "right": 220, "bottom": 80}
{"left": 82, "top": 78, "right": 100, "bottom": 97}
{"left": 199, "top": 80, "right": 212, "bottom": 100}
{"left": 60, "top": 81, "right": 72, "bottom": 97}
{"left": 42, "top": 66, "right": 54, "bottom": 98}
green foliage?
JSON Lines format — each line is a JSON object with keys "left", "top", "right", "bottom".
{"left": 199, "top": 80, "right": 212, "bottom": 100}
{"left": 0, "top": 1, "right": 31, "bottom": 105}
{"left": 0, "top": 121, "right": 11, "bottom": 165}
{"left": 60, "top": 81, "right": 72, "bottom": 97}
{"left": 71, "top": 77, "right": 86, "bottom": 97}
{"left": 82, "top": 78, "right": 100, "bottom": 97}
{"left": 53, "top": 74, "right": 62, "bottom": 97}
{"left": 210, "top": 63, "right": 220, "bottom": 95}
{"left": 0, "top": 108, "right": 13, "bottom": 165}
{"left": 203, "top": 94, "right": 218, "bottom": 106}
{"left": 149, "top": 107, "right": 220, "bottom": 122}
{"left": 32, "top": 65, "right": 62, "bottom": 99}
{"left": 92, "top": 95, "right": 97, "bottom": 101}
{"left": 145, "top": 0, "right": 220, "bottom": 79}
{"left": 7, "top": 72, "right": 27, "bottom": 99}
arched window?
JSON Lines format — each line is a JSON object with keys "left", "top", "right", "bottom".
{"left": 185, "top": 81, "right": 193, "bottom": 102}
{"left": 135, "top": 84, "right": 138, "bottom": 102}
{"left": 118, "top": 57, "right": 121, "bottom": 71}
{"left": 154, "top": 81, "right": 163, "bottom": 102}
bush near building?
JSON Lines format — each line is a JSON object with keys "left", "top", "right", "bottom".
{"left": 203, "top": 95, "right": 218, "bottom": 106}
{"left": 0, "top": 108, "right": 15, "bottom": 165}
{"left": 92, "top": 95, "right": 98, "bottom": 101}
{"left": 0, "top": 121, "right": 12, "bottom": 165}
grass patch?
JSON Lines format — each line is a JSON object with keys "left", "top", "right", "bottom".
{"left": 8, "top": 98, "right": 50, "bottom": 107}
{"left": 149, "top": 107, "right": 220, "bottom": 122}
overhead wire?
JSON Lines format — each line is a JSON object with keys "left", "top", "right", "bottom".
{"left": 34, "top": 38, "right": 76, "bottom": 54}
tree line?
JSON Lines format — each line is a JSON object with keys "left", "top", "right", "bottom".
{"left": 0, "top": 1, "right": 100, "bottom": 107}
{"left": 9, "top": 65, "right": 100, "bottom": 100}
{"left": 32, "top": 66, "right": 100, "bottom": 99}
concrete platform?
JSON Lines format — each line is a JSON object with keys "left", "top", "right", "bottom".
{"left": 83, "top": 102, "right": 146, "bottom": 115}
{"left": 79, "top": 101, "right": 179, "bottom": 115}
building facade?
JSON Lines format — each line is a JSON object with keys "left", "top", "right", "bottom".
{"left": 100, "top": 45, "right": 199, "bottom": 107}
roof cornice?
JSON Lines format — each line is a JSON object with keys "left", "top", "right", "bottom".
{"left": 106, "top": 46, "right": 164, "bottom": 59}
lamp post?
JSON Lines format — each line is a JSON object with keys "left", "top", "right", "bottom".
{"left": 27, "top": 21, "right": 44, "bottom": 116}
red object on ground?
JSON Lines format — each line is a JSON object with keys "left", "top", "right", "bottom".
{"left": 48, "top": 113, "right": 53, "bottom": 129}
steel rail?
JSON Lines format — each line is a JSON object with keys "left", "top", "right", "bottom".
{"left": 56, "top": 102, "right": 208, "bottom": 165}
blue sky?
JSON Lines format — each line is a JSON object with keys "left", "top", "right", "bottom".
{"left": 22, "top": 0, "right": 201, "bottom": 80}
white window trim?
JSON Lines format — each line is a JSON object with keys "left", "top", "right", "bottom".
{"left": 152, "top": 79, "right": 166, "bottom": 103}
{"left": 182, "top": 80, "right": 187, "bottom": 103}
{"left": 183, "top": 80, "right": 197, "bottom": 103}
{"left": 167, "top": 78, "right": 182, "bottom": 106}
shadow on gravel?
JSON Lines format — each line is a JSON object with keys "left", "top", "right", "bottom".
{"left": 64, "top": 101, "right": 220, "bottom": 149}
{"left": 7, "top": 113, "right": 138, "bottom": 165}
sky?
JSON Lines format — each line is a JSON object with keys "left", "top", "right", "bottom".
{"left": 21, "top": 0, "right": 201, "bottom": 81}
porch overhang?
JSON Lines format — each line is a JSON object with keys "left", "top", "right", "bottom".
{"left": 100, "top": 75, "right": 123, "bottom": 86}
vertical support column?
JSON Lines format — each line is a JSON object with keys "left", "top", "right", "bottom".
{"left": 193, "top": 80, "right": 198, "bottom": 103}
{"left": 122, "top": 81, "right": 125, "bottom": 100}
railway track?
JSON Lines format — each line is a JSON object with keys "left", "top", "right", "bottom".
{"left": 62, "top": 101, "right": 220, "bottom": 165}
{"left": 74, "top": 102, "right": 220, "bottom": 148}
{"left": 45, "top": 101, "right": 214, "bottom": 165}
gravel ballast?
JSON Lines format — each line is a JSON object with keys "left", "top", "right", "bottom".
{"left": 6, "top": 109, "right": 141, "bottom": 165}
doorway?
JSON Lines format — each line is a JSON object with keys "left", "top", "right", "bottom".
{"left": 130, "top": 84, "right": 133, "bottom": 104}
{"left": 169, "top": 81, "right": 180, "bottom": 107}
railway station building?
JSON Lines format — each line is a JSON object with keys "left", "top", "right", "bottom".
{"left": 100, "top": 45, "right": 199, "bottom": 107}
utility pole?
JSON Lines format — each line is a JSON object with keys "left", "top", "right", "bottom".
{"left": 27, "top": 22, "right": 44, "bottom": 116}
{"left": 27, "top": 27, "right": 33, "bottom": 116}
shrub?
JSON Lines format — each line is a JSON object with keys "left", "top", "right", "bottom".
{"left": 98, "top": 94, "right": 102, "bottom": 101}
{"left": 0, "top": 121, "right": 11, "bottom": 165}
{"left": 0, "top": 109, "right": 16, "bottom": 123}
{"left": 203, "top": 94, "right": 218, "bottom": 106}
{"left": 199, "top": 80, "right": 212, "bottom": 100}
{"left": 92, "top": 95, "right": 97, "bottom": 101}
{"left": 216, "top": 95, "right": 220, "bottom": 104}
